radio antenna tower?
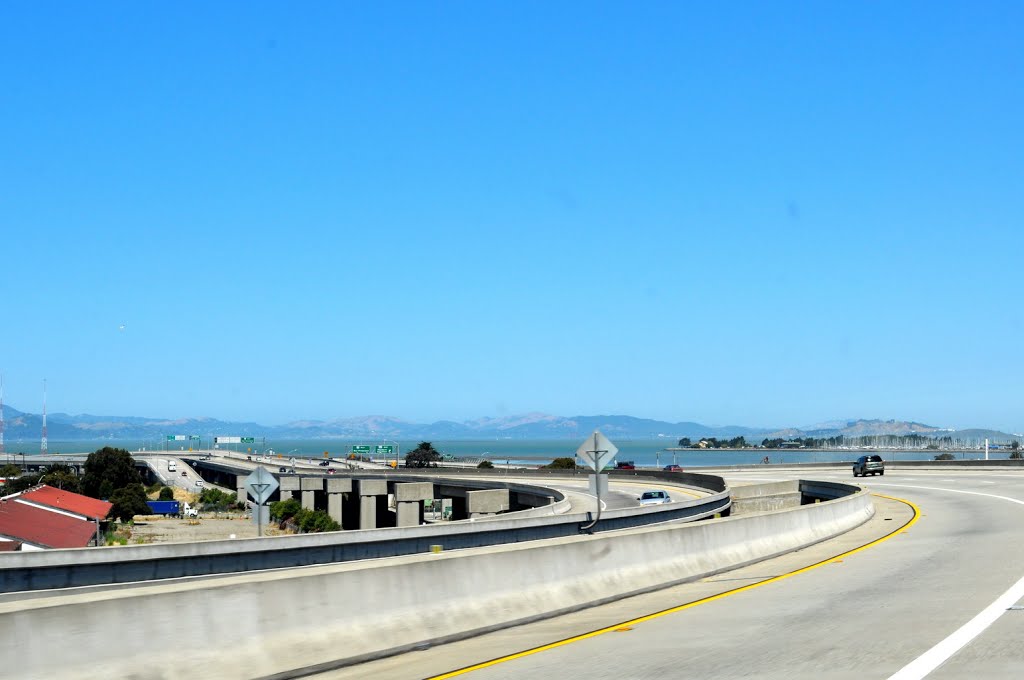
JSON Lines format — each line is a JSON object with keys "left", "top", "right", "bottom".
{"left": 41, "top": 378, "right": 48, "bottom": 455}
{"left": 0, "top": 373, "right": 5, "bottom": 455}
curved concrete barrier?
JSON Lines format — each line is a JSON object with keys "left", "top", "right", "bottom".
{"left": 0, "top": 483, "right": 872, "bottom": 680}
{"left": 0, "top": 479, "right": 729, "bottom": 593}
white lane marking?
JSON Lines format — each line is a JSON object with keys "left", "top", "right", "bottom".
{"left": 575, "top": 493, "right": 608, "bottom": 511}
{"left": 888, "top": 573, "right": 1024, "bottom": 680}
{"left": 874, "top": 482, "right": 1024, "bottom": 679}
{"left": 870, "top": 483, "right": 1024, "bottom": 507}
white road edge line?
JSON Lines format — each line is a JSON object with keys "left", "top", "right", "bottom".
{"left": 887, "top": 573, "right": 1024, "bottom": 680}
{"left": 875, "top": 483, "right": 1024, "bottom": 680}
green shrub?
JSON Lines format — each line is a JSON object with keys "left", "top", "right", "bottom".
{"left": 199, "top": 488, "right": 237, "bottom": 510}
{"left": 269, "top": 497, "right": 301, "bottom": 521}
{"left": 1010, "top": 451, "right": 1023, "bottom": 460}
{"left": 934, "top": 453, "right": 956, "bottom": 461}
{"left": 293, "top": 508, "right": 340, "bottom": 533}
{"left": 158, "top": 486, "right": 175, "bottom": 500}
{"left": 477, "top": 460, "right": 495, "bottom": 469}
{"left": 544, "top": 457, "right": 577, "bottom": 469}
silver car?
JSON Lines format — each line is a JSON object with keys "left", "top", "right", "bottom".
{"left": 638, "top": 489, "right": 671, "bottom": 506}
{"left": 853, "top": 455, "right": 885, "bottom": 477}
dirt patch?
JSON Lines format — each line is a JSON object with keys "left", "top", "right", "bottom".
{"left": 129, "top": 515, "right": 288, "bottom": 543}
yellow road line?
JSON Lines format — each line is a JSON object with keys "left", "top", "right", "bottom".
{"left": 428, "top": 493, "right": 920, "bottom": 679}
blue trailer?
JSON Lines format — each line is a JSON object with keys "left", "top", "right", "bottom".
{"left": 146, "top": 500, "right": 181, "bottom": 517}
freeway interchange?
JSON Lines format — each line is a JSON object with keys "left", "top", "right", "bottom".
{"left": 3, "top": 459, "right": 1023, "bottom": 679}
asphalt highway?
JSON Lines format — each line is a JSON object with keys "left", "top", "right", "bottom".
{"left": 323, "top": 467, "right": 1024, "bottom": 679}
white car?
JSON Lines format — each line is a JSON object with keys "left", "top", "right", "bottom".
{"left": 637, "top": 490, "right": 671, "bottom": 506}
{"left": 194, "top": 480, "right": 204, "bottom": 488}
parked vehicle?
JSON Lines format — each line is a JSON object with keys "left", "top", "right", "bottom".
{"left": 145, "top": 500, "right": 181, "bottom": 517}
{"left": 853, "top": 455, "right": 885, "bottom": 477}
{"left": 638, "top": 489, "right": 672, "bottom": 505}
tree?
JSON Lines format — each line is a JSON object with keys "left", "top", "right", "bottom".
{"left": 677, "top": 438, "right": 691, "bottom": 448}
{"left": 2, "top": 473, "right": 41, "bottom": 494}
{"left": 544, "top": 457, "right": 577, "bottom": 469}
{"left": 82, "top": 447, "right": 141, "bottom": 499}
{"left": 934, "top": 453, "right": 956, "bottom": 461}
{"left": 405, "top": 442, "right": 442, "bottom": 468}
{"left": 40, "top": 464, "right": 82, "bottom": 493}
{"left": 0, "top": 463, "right": 20, "bottom": 477}
{"left": 477, "top": 460, "right": 495, "bottom": 469}
{"left": 158, "top": 486, "right": 175, "bottom": 501}
{"left": 108, "top": 484, "right": 150, "bottom": 523}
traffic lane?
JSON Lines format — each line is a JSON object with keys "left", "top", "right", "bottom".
{"left": 550, "top": 480, "right": 702, "bottom": 511}
{"left": 315, "top": 496, "right": 913, "bottom": 680}
{"left": 454, "top": 483, "right": 1024, "bottom": 679}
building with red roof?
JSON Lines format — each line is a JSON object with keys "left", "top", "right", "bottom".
{"left": 0, "top": 499, "right": 99, "bottom": 550}
{"left": 17, "top": 485, "right": 112, "bottom": 521}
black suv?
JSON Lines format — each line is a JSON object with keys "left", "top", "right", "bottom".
{"left": 853, "top": 454, "right": 885, "bottom": 477}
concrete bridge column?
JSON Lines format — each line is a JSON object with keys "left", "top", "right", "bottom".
{"left": 235, "top": 475, "right": 248, "bottom": 505}
{"left": 394, "top": 482, "right": 433, "bottom": 527}
{"left": 467, "top": 489, "right": 510, "bottom": 518}
{"left": 357, "top": 479, "right": 387, "bottom": 530}
{"left": 279, "top": 475, "right": 300, "bottom": 504}
{"left": 326, "top": 478, "right": 351, "bottom": 526}
{"left": 301, "top": 478, "right": 323, "bottom": 510}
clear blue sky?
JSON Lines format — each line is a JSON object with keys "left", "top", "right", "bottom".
{"left": 2, "top": 3, "right": 1022, "bottom": 431}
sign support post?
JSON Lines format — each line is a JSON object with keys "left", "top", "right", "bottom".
{"left": 575, "top": 430, "right": 618, "bottom": 532}
{"left": 244, "top": 467, "right": 280, "bottom": 538}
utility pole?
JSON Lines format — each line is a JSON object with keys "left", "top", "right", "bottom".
{"left": 40, "top": 378, "right": 48, "bottom": 455}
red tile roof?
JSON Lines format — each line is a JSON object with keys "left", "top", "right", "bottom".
{"left": 0, "top": 500, "right": 98, "bottom": 549}
{"left": 18, "top": 486, "right": 112, "bottom": 521}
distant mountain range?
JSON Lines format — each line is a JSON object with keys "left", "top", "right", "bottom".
{"left": 0, "top": 405, "right": 1018, "bottom": 444}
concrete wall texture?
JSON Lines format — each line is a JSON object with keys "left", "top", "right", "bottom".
{"left": 0, "top": 488, "right": 873, "bottom": 680}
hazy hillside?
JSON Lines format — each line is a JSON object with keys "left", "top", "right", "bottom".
{"left": 0, "top": 404, "right": 1016, "bottom": 443}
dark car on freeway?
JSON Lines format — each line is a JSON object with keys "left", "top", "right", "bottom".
{"left": 853, "top": 454, "right": 885, "bottom": 477}
{"left": 318, "top": 460, "right": 330, "bottom": 466}
{"left": 663, "top": 464, "right": 683, "bottom": 472}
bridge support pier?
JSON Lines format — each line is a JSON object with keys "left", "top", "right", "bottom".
{"left": 357, "top": 479, "right": 387, "bottom": 530}
{"left": 279, "top": 475, "right": 300, "bottom": 504}
{"left": 235, "top": 475, "right": 247, "bottom": 505}
{"left": 326, "top": 478, "right": 351, "bottom": 526}
{"left": 394, "top": 482, "right": 433, "bottom": 527}
{"left": 467, "top": 489, "right": 510, "bottom": 519}
{"left": 301, "top": 478, "right": 323, "bottom": 510}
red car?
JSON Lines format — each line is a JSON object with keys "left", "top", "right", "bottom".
{"left": 663, "top": 464, "right": 683, "bottom": 472}
{"left": 615, "top": 461, "right": 636, "bottom": 470}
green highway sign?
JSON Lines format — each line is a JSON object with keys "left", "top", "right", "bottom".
{"left": 188, "top": 435, "right": 200, "bottom": 441}
{"left": 352, "top": 445, "right": 371, "bottom": 454}
{"left": 376, "top": 445, "right": 394, "bottom": 455}
{"left": 241, "top": 437, "right": 255, "bottom": 444}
